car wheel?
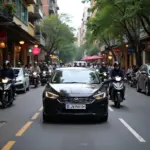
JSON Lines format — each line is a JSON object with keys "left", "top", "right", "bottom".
{"left": 102, "top": 114, "right": 108, "bottom": 122}
{"left": 145, "top": 84, "right": 150, "bottom": 96}
{"left": 43, "top": 112, "right": 49, "bottom": 122}
{"left": 27, "top": 84, "right": 30, "bottom": 91}
{"left": 23, "top": 83, "right": 26, "bottom": 93}
{"left": 136, "top": 81, "right": 141, "bottom": 92}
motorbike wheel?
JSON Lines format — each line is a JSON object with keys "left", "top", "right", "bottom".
{"left": 115, "top": 94, "right": 121, "bottom": 108}
{"left": 1, "top": 94, "right": 7, "bottom": 108}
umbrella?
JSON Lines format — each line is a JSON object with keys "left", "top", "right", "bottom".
{"left": 88, "top": 55, "right": 103, "bottom": 60}
{"left": 81, "top": 56, "right": 92, "bottom": 61}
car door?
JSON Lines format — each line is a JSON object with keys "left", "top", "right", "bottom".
{"left": 23, "top": 69, "right": 29, "bottom": 88}
{"left": 140, "top": 65, "right": 147, "bottom": 90}
{"left": 143, "top": 65, "right": 149, "bottom": 90}
{"left": 138, "top": 65, "right": 144, "bottom": 89}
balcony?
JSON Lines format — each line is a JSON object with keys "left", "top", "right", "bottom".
{"left": 28, "top": 23, "right": 35, "bottom": 36}
{"left": 35, "top": 34, "right": 45, "bottom": 46}
{"left": 0, "top": 11, "right": 14, "bottom": 22}
{"left": 35, "top": 5, "right": 43, "bottom": 19}
{"left": 25, "top": 0, "right": 36, "bottom": 4}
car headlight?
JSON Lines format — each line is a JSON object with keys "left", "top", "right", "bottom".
{"left": 45, "top": 91, "right": 59, "bottom": 99}
{"left": 93, "top": 92, "right": 106, "bottom": 100}
{"left": 2, "top": 79, "right": 8, "bottom": 84}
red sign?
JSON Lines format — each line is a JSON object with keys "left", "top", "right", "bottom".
{"left": 0, "top": 32, "right": 7, "bottom": 41}
{"left": 32, "top": 47, "right": 41, "bottom": 55}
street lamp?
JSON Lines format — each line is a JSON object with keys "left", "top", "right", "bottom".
{"left": 19, "top": 41, "right": 24, "bottom": 44}
{"left": 125, "top": 44, "right": 129, "bottom": 48}
{"left": 34, "top": 44, "right": 38, "bottom": 48}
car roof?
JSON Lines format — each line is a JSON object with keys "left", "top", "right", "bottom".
{"left": 56, "top": 67, "right": 95, "bottom": 71}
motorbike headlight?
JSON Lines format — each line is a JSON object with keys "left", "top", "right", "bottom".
{"left": 103, "top": 72, "right": 107, "bottom": 76}
{"left": 43, "top": 71, "right": 46, "bottom": 74}
{"left": 45, "top": 91, "right": 59, "bottom": 99}
{"left": 33, "top": 72, "right": 37, "bottom": 76}
{"left": 93, "top": 92, "right": 106, "bottom": 100}
{"left": 2, "top": 79, "right": 8, "bottom": 84}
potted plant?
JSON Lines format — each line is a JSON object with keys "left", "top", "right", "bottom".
{"left": 3, "top": 1, "right": 16, "bottom": 15}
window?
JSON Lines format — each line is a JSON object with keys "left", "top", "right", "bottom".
{"left": 51, "top": 70, "right": 100, "bottom": 84}
{"left": 15, "top": 0, "right": 28, "bottom": 24}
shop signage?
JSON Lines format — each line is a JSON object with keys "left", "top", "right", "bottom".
{"left": 32, "top": 47, "right": 41, "bottom": 55}
{"left": 0, "top": 32, "right": 7, "bottom": 41}
{"left": 128, "top": 48, "right": 134, "bottom": 54}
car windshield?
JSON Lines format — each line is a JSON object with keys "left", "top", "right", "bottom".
{"left": 13, "top": 69, "right": 21, "bottom": 76}
{"left": 51, "top": 69, "right": 100, "bottom": 84}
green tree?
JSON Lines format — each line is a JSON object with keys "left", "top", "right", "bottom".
{"left": 83, "top": 0, "right": 149, "bottom": 66}
{"left": 59, "top": 44, "right": 77, "bottom": 63}
{"left": 41, "top": 14, "right": 75, "bottom": 61}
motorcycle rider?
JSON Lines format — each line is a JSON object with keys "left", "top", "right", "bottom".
{"left": 99, "top": 62, "right": 108, "bottom": 73}
{"left": 109, "top": 62, "right": 125, "bottom": 99}
{"left": 30, "top": 62, "right": 41, "bottom": 82}
{"left": 74, "top": 62, "right": 78, "bottom": 67}
{"left": 0, "top": 60, "right": 16, "bottom": 100}
{"left": 41, "top": 62, "right": 49, "bottom": 72}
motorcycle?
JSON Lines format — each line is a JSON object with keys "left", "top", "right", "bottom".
{"left": 41, "top": 71, "right": 48, "bottom": 86}
{"left": 31, "top": 72, "right": 39, "bottom": 88}
{"left": 0, "top": 78, "right": 14, "bottom": 108}
{"left": 110, "top": 76, "right": 125, "bottom": 108}
{"left": 99, "top": 72, "right": 109, "bottom": 82}
{"left": 129, "top": 72, "right": 137, "bottom": 88}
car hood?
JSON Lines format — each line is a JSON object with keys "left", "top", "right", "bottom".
{"left": 49, "top": 84, "right": 100, "bottom": 97}
{"left": 16, "top": 76, "right": 23, "bottom": 81}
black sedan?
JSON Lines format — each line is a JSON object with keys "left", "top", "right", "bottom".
{"left": 42, "top": 67, "right": 109, "bottom": 122}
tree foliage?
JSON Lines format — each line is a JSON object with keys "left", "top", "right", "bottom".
{"left": 41, "top": 14, "right": 75, "bottom": 55}
{"left": 59, "top": 44, "right": 77, "bottom": 63}
{"left": 82, "top": 0, "right": 150, "bottom": 66}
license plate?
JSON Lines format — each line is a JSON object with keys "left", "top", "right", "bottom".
{"left": 65, "top": 104, "right": 86, "bottom": 110}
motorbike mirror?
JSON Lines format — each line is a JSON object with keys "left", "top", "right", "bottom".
{"left": 141, "top": 71, "right": 147, "bottom": 74}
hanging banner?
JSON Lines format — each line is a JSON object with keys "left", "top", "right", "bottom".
{"left": 32, "top": 47, "right": 41, "bottom": 55}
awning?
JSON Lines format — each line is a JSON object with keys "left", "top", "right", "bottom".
{"left": 0, "top": 22, "right": 38, "bottom": 44}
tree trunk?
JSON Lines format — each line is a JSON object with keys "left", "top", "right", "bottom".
{"left": 135, "top": 44, "right": 142, "bottom": 67}
{"left": 110, "top": 49, "right": 117, "bottom": 61}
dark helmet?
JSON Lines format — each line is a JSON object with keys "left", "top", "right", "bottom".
{"left": 114, "top": 61, "right": 119, "bottom": 67}
{"left": 3, "top": 60, "right": 10, "bottom": 68}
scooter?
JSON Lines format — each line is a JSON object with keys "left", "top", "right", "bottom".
{"left": 110, "top": 76, "right": 125, "bottom": 108}
{"left": 31, "top": 72, "right": 39, "bottom": 88}
{"left": 0, "top": 78, "right": 14, "bottom": 108}
{"left": 41, "top": 71, "right": 48, "bottom": 86}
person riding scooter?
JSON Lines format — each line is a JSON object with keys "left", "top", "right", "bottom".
{"left": 109, "top": 62, "right": 125, "bottom": 100}
{"left": 0, "top": 60, "right": 16, "bottom": 100}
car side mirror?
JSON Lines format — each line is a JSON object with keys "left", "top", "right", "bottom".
{"left": 25, "top": 73, "right": 28, "bottom": 77}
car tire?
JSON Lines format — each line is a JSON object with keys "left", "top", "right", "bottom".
{"left": 27, "top": 84, "right": 30, "bottom": 91}
{"left": 43, "top": 112, "right": 49, "bottom": 123}
{"left": 22, "top": 82, "right": 27, "bottom": 93}
{"left": 145, "top": 84, "right": 150, "bottom": 96}
{"left": 136, "top": 81, "right": 141, "bottom": 92}
{"left": 102, "top": 113, "right": 108, "bottom": 122}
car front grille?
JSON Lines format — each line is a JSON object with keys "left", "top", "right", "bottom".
{"left": 58, "top": 97, "right": 95, "bottom": 104}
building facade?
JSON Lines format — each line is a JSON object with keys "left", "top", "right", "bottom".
{"left": 0, "top": 0, "right": 46, "bottom": 66}
{"left": 42, "top": 0, "right": 59, "bottom": 16}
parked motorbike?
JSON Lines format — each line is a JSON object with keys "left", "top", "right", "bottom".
{"left": 41, "top": 71, "right": 48, "bottom": 86}
{"left": 110, "top": 76, "right": 125, "bottom": 108}
{"left": 31, "top": 72, "right": 39, "bottom": 88}
{"left": 0, "top": 78, "right": 14, "bottom": 108}
{"left": 129, "top": 72, "right": 137, "bottom": 88}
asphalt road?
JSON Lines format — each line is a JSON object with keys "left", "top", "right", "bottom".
{"left": 0, "top": 85, "right": 150, "bottom": 150}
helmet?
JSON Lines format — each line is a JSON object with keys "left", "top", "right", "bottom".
{"left": 3, "top": 60, "right": 10, "bottom": 68}
{"left": 114, "top": 61, "right": 119, "bottom": 67}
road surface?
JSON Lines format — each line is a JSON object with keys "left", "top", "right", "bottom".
{"left": 0, "top": 86, "right": 149, "bottom": 150}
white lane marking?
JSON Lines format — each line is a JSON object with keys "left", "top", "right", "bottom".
{"left": 108, "top": 106, "right": 114, "bottom": 112}
{"left": 119, "top": 118, "right": 146, "bottom": 143}
{"left": 39, "top": 106, "right": 43, "bottom": 111}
